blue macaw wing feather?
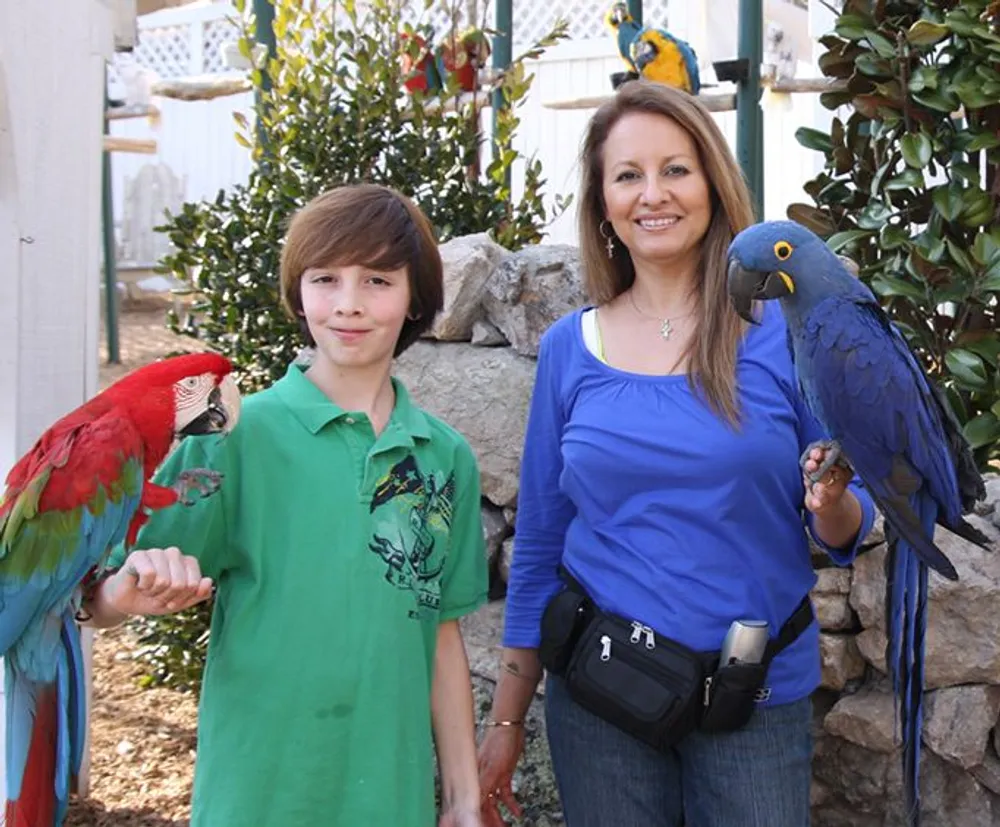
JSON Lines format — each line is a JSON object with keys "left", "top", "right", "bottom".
{"left": 793, "top": 294, "right": 962, "bottom": 579}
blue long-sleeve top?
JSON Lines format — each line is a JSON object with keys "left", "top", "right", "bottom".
{"left": 503, "top": 302, "right": 876, "bottom": 706}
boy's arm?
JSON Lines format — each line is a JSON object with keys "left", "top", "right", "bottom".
{"left": 432, "top": 620, "right": 481, "bottom": 823}
{"left": 83, "top": 434, "right": 232, "bottom": 625}
{"left": 84, "top": 545, "right": 215, "bottom": 628}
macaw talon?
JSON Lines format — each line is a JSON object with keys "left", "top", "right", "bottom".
{"left": 800, "top": 439, "right": 853, "bottom": 491}
{"left": 173, "top": 468, "right": 224, "bottom": 505}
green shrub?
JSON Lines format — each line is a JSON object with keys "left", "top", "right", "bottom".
{"left": 158, "top": 0, "right": 570, "bottom": 393}
{"left": 788, "top": 0, "right": 1000, "bottom": 469}
{"left": 139, "top": 0, "right": 569, "bottom": 692}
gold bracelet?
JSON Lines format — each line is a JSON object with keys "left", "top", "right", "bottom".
{"left": 485, "top": 719, "right": 524, "bottom": 727}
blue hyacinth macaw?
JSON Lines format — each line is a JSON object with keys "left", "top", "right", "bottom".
{"left": 726, "top": 220, "right": 988, "bottom": 825}
{"left": 604, "top": 2, "right": 642, "bottom": 75}
{"left": 630, "top": 26, "right": 701, "bottom": 95}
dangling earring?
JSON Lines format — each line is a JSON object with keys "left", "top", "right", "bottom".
{"left": 599, "top": 220, "right": 615, "bottom": 259}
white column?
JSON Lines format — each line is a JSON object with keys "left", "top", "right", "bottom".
{"left": 0, "top": 0, "right": 115, "bottom": 804}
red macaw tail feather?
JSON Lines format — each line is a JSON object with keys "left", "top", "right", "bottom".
{"left": 5, "top": 682, "right": 58, "bottom": 827}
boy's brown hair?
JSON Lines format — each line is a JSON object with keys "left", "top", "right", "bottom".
{"left": 280, "top": 184, "right": 444, "bottom": 356}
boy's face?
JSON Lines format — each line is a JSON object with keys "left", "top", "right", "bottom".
{"left": 299, "top": 261, "right": 411, "bottom": 371}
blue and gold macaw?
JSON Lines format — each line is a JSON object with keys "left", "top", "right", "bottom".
{"left": 630, "top": 27, "right": 701, "bottom": 95}
{"left": 727, "top": 220, "right": 988, "bottom": 826}
{"left": 604, "top": 2, "right": 642, "bottom": 76}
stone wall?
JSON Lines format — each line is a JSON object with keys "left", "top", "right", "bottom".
{"left": 391, "top": 234, "right": 1000, "bottom": 825}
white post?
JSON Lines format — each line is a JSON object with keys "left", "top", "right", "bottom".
{"left": 0, "top": 0, "right": 114, "bottom": 805}
{"left": 188, "top": 19, "right": 205, "bottom": 75}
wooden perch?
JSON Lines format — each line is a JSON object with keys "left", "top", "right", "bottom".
{"left": 106, "top": 103, "right": 161, "bottom": 121}
{"left": 150, "top": 73, "right": 252, "bottom": 101}
{"left": 543, "top": 77, "right": 848, "bottom": 112}
{"left": 766, "top": 77, "right": 848, "bottom": 94}
{"left": 103, "top": 136, "right": 158, "bottom": 154}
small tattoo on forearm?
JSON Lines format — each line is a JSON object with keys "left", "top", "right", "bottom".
{"left": 502, "top": 661, "right": 539, "bottom": 681}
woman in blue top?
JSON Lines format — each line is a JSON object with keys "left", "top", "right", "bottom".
{"left": 477, "top": 81, "right": 875, "bottom": 827}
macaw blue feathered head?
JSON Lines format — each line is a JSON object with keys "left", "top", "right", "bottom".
{"left": 726, "top": 220, "right": 854, "bottom": 323}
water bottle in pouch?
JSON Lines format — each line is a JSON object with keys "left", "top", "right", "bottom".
{"left": 719, "top": 620, "right": 769, "bottom": 665}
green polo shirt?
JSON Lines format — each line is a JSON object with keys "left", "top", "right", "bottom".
{"left": 110, "top": 363, "right": 488, "bottom": 826}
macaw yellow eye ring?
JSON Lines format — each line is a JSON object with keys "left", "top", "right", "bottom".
{"left": 774, "top": 241, "right": 793, "bottom": 260}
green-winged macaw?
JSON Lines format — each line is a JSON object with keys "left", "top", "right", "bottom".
{"left": 630, "top": 26, "right": 701, "bottom": 95}
{"left": 726, "top": 220, "right": 988, "bottom": 826}
{"left": 0, "top": 352, "right": 241, "bottom": 826}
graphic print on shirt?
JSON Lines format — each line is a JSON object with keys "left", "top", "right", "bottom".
{"left": 368, "top": 454, "right": 454, "bottom": 619}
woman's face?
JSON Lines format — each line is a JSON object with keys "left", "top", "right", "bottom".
{"left": 600, "top": 111, "right": 713, "bottom": 269}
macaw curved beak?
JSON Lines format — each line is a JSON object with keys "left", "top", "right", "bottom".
{"left": 178, "top": 374, "right": 242, "bottom": 437}
{"left": 727, "top": 259, "right": 795, "bottom": 324}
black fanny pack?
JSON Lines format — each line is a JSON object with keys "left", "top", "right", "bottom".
{"left": 538, "top": 568, "right": 813, "bottom": 751}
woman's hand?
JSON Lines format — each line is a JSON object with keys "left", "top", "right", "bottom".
{"left": 478, "top": 724, "right": 525, "bottom": 827}
{"left": 801, "top": 445, "right": 849, "bottom": 517}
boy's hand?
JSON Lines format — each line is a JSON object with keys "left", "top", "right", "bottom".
{"left": 103, "top": 547, "right": 214, "bottom": 616}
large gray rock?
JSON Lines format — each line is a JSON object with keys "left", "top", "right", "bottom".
{"left": 849, "top": 525, "right": 1000, "bottom": 688}
{"left": 819, "top": 634, "right": 865, "bottom": 691}
{"left": 812, "top": 568, "right": 854, "bottom": 631}
{"left": 924, "top": 685, "right": 1000, "bottom": 770}
{"left": 395, "top": 340, "right": 536, "bottom": 507}
{"left": 482, "top": 244, "right": 587, "bottom": 357}
{"left": 813, "top": 726, "right": 999, "bottom": 826}
{"left": 824, "top": 685, "right": 899, "bottom": 754}
{"left": 431, "top": 233, "right": 511, "bottom": 341}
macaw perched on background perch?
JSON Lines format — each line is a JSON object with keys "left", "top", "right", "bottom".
{"left": 726, "top": 221, "right": 988, "bottom": 826}
{"left": 0, "top": 352, "right": 241, "bottom": 827}
{"left": 400, "top": 27, "right": 490, "bottom": 96}
{"left": 604, "top": 2, "right": 641, "bottom": 89}
{"left": 437, "top": 27, "right": 491, "bottom": 93}
{"left": 399, "top": 30, "right": 443, "bottom": 95}
{"left": 630, "top": 27, "right": 701, "bottom": 95}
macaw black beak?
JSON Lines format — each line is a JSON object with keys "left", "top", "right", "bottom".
{"left": 178, "top": 375, "right": 242, "bottom": 438}
{"left": 727, "top": 259, "right": 795, "bottom": 324}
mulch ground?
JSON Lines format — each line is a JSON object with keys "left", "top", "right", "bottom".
{"left": 66, "top": 299, "right": 204, "bottom": 826}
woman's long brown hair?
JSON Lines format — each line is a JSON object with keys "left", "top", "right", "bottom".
{"left": 578, "top": 80, "right": 756, "bottom": 427}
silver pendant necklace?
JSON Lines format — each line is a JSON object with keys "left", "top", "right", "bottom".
{"left": 629, "top": 290, "right": 692, "bottom": 341}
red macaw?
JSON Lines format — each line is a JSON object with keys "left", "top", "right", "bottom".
{"left": 0, "top": 352, "right": 241, "bottom": 826}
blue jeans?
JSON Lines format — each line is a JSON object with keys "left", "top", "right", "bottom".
{"left": 544, "top": 675, "right": 812, "bottom": 827}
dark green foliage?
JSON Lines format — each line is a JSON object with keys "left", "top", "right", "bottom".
{"left": 158, "top": 0, "right": 570, "bottom": 393}
{"left": 789, "top": 0, "right": 1000, "bottom": 468}
{"left": 130, "top": 600, "right": 213, "bottom": 693}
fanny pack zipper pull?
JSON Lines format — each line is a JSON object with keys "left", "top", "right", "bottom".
{"left": 600, "top": 634, "right": 612, "bottom": 662}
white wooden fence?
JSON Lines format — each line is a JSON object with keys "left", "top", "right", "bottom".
{"left": 107, "top": 0, "right": 830, "bottom": 263}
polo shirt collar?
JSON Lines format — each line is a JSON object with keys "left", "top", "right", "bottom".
{"left": 274, "top": 363, "right": 431, "bottom": 441}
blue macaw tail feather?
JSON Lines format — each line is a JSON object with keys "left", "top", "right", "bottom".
{"left": 55, "top": 611, "right": 86, "bottom": 825}
{"left": 884, "top": 496, "right": 934, "bottom": 827}
{"left": 4, "top": 610, "right": 84, "bottom": 827}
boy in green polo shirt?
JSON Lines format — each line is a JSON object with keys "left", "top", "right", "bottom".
{"left": 84, "top": 184, "right": 489, "bottom": 827}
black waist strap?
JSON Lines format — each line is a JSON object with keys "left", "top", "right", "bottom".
{"left": 557, "top": 564, "right": 814, "bottom": 667}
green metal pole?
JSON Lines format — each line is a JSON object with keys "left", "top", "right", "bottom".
{"left": 627, "top": 0, "right": 643, "bottom": 27}
{"left": 491, "top": 0, "right": 513, "bottom": 190}
{"left": 102, "top": 69, "right": 120, "bottom": 365}
{"left": 736, "top": 0, "right": 764, "bottom": 219}
{"left": 252, "top": 0, "right": 277, "bottom": 154}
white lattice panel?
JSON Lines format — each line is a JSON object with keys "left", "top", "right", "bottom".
{"left": 512, "top": 0, "right": 672, "bottom": 44}
{"left": 204, "top": 17, "right": 241, "bottom": 73}
{"left": 133, "top": 24, "right": 191, "bottom": 77}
